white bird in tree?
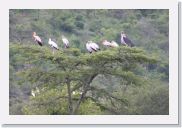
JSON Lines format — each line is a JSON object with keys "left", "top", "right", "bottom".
{"left": 121, "top": 31, "right": 134, "bottom": 47}
{"left": 31, "top": 90, "right": 35, "bottom": 97}
{"left": 32, "top": 32, "right": 43, "bottom": 46}
{"left": 102, "top": 40, "right": 112, "bottom": 47}
{"left": 48, "top": 38, "right": 59, "bottom": 54}
{"left": 62, "top": 35, "right": 69, "bottom": 48}
{"left": 86, "top": 41, "right": 100, "bottom": 53}
{"left": 110, "top": 41, "right": 119, "bottom": 47}
{"left": 31, "top": 87, "right": 40, "bottom": 97}
{"left": 89, "top": 41, "right": 100, "bottom": 51}
{"left": 86, "top": 42, "right": 93, "bottom": 53}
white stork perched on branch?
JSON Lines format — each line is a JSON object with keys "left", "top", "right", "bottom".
{"left": 32, "top": 32, "right": 43, "bottom": 46}
{"left": 121, "top": 31, "right": 134, "bottom": 47}
{"left": 90, "top": 41, "right": 100, "bottom": 51}
{"left": 48, "top": 38, "right": 59, "bottom": 54}
{"left": 86, "top": 42, "right": 93, "bottom": 53}
{"left": 102, "top": 40, "right": 112, "bottom": 47}
{"left": 62, "top": 35, "right": 69, "bottom": 48}
{"left": 110, "top": 41, "right": 119, "bottom": 47}
{"left": 86, "top": 41, "right": 100, "bottom": 53}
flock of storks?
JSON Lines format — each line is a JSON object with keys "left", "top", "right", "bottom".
{"left": 31, "top": 31, "right": 134, "bottom": 97}
{"left": 32, "top": 31, "right": 134, "bottom": 54}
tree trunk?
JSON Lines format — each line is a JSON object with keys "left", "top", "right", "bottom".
{"left": 73, "top": 74, "right": 97, "bottom": 114}
{"left": 73, "top": 85, "right": 88, "bottom": 114}
{"left": 66, "top": 79, "right": 73, "bottom": 114}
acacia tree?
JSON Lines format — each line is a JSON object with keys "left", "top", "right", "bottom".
{"left": 10, "top": 44, "right": 156, "bottom": 115}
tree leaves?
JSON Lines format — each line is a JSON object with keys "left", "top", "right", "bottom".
{"left": 10, "top": 43, "right": 158, "bottom": 114}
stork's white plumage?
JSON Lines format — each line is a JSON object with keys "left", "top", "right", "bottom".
{"left": 62, "top": 36, "right": 69, "bottom": 48}
{"left": 102, "top": 40, "right": 112, "bottom": 47}
{"left": 48, "top": 38, "right": 59, "bottom": 50}
{"left": 90, "top": 41, "right": 100, "bottom": 51}
{"left": 86, "top": 41, "right": 100, "bottom": 53}
{"left": 110, "top": 41, "right": 119, "bottom": 47}
{"left": 32, "top": 32, "right": 43, "bottom": 46}
{"left": 86, "top": 43, "right": 93, "bottom": 53}
{"left": 48, "top": 38, "right": 59, "bottom": 54}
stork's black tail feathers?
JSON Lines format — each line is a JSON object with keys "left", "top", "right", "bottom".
{"left": 91, "top": 48, "right": 97, "bottom": 52}
{"left": 37, "top": 41, "right": 43, "bottom": 46}
{"left": 53, "top": 46, "right": 59, "bottom": 50}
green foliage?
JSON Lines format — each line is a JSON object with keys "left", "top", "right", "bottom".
{"left": 10, "top": 43, "right": 158, "bottom": 115}
{"left": 23, "top": 88, "right": 68, "bottom": 115}
{"left": 75, "top": 21, "right": 84, "bottom": 29}
{"left": 124, "top": 80, "right": 169, "bottom": 115}
{"left": 77, "top": 99, "right": 103, "bottom": 114}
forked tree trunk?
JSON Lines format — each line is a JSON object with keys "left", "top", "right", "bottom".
{"left": 73, "top": 74, "right": 97, "bottom": 114}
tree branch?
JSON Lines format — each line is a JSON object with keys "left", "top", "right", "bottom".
{"left": 73, "top": 73, "right": 97, "bottom": 114}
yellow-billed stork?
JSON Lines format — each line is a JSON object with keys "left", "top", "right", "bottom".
{"left": 32, "top": 32, "right": 43, "bottom": 46}
{"left": 102, "top": 40, "right": 112, "bottom": 47}
{"left": 48, "top": 38, "right": 59, "bottom": 54}
{"left": 110, "top": 41, "right": 119, "bottom": 47}
{"left": 90, "top": 41, "right": 100, "bottom": 51}
{"left": 86, "top": 42, "right": 93, "bottom": 53}
{"left": 86, "top": 41, "right": 100, "bottom": 53}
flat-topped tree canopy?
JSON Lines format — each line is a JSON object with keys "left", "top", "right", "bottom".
{"left": 10, "top": 43, "right": 157, "bottom": 114}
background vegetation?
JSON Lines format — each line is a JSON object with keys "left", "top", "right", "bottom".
{"left": 9, "top": 9, "right": 169, "bottom": 115}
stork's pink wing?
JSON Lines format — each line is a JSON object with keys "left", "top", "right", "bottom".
{"left": 35, "top": 36, "right": 42, "bottom": 42}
